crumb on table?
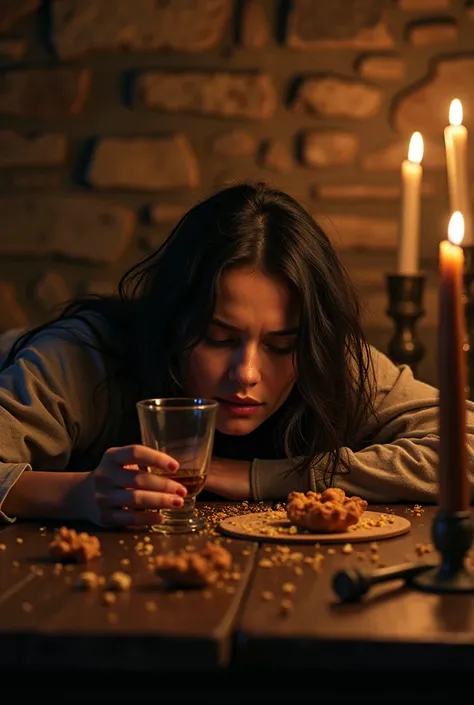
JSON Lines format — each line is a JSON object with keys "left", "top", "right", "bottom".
{"left": 48, "top": 527, "right": 101, "bottom": 563}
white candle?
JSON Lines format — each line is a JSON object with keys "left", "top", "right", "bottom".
{"left": 444, "top": 99, "right": 473, "bottom": 245}
{"left": 397, "top": 131, "right": 424, "bottom": 275}
{"left": 438, "top": 211, "right": 469, "bottom": 512}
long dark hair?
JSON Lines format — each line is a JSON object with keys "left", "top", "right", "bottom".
{"left": 3, "top": 182, "right": 375, "bottom": 485}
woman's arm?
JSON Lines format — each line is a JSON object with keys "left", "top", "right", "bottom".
{"left": 1, "top": 470, "right": 90, "bottom": 521}
{"left": 250, "top": 348, "right": 474, "bottom": 503}
{"left": 0, "top": 318, "right": 110, "bottom": 521}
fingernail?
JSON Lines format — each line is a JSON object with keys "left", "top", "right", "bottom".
{"left": 172, "top": 497, "right": 184, "bottom": 507}
{"left": 167, "top": 460, "right": 179, "bottom": 471}
{"left": 176, "top": 486, "right": 187, "bottom": 497}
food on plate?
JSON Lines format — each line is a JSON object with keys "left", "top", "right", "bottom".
{"left": 286, "top": 488, "right": 368, "bottom": 533}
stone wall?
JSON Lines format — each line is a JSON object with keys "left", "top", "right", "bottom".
{"left": 1, "top": 0, "right": 473, "bottom": 385}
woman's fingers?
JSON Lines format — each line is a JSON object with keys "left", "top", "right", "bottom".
{"left": 104, "top": 445, "right": 179, "bottom": 471}
{"left": 97, "top": 445, "right": 186, "bottom": 495}
{"left": 99, "top": 488, "right": 185, "bottom": 511}
{"left": 111, "top": 466, "right": 187, "bottom": 495}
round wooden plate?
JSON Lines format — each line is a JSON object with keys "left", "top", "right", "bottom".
{"left": 218, "top": 509, "right": 411, "bottom": 544}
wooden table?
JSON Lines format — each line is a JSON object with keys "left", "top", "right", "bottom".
{"left": 1, "top": 501, "right": 473, "bottom": 697}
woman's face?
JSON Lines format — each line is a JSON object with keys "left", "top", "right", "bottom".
{"left": 183, "top": 268, "right": 299, "bottom": 435}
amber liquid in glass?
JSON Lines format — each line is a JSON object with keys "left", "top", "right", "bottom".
{"left": 148, "top": 467, "right": 206, "bottom": 498}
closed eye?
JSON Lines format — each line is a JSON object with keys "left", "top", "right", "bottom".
{"left": 203, "top": 336, "right": 294, "bottom": 355}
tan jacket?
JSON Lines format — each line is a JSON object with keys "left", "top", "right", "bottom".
{"left": 1, "top": 316, "right": 474, "bottom": 522}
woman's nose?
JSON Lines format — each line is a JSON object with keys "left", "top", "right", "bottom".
{"left": 229, "top": 345, "right": 261, "bottom": 387}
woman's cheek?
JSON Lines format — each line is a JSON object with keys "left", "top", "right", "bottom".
{"left": 185, "top": 347, "right": 221, "bottom": 394}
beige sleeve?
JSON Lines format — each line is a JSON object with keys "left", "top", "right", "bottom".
{"left": 251, "top": 348, "right": 474, "bottom": 503}
{"left": 0, "top": 320, "right": 109, "bottom": 521}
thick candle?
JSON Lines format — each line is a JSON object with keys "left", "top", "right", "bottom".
{"left": 438, "top": 211, "right": 469, "bottom": 512}
{"left": 444, "top": 99, "right": 473, "bottom": 245}
{"left": 397, "top": 131, "right": 424, "bottom": 274}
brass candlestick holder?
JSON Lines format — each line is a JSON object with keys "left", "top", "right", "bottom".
{"left": 462, "top": 244, "right": 474, "bottom": 400}
{"left": 385, "top": 273, "right": 426, "bottom": 377}
{"left": 410, "top": 509, "right": 474, "bottom": 593}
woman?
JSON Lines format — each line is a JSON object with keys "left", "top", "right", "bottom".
{"left": 1, "top": 182, "right": 473, "bottom": 526}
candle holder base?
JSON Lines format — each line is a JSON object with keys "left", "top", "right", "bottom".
{"left": 385, "top": 273, "right": 426, "bottom": 377}
{"left": 410, "top": 510, "right": 474, "bottom": 594}
{"left": 411, "top": 566, "right": 474, "bottom": 593}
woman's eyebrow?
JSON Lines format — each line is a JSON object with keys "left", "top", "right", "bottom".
{"left": 211, "top": 317, "right": 298, "bottom": 336}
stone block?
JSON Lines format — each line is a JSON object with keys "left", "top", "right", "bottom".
{"left": 51, "top": 0, "right": 231, "bottom": 58}
{"left": 286, "top": 0, "right": 394, "bottom": 49}
{"left": 136, "top": 71, "right": 276, "bottom": 119}
{"left": 88, "top": 135, "right": 199, "bottom": 191}
{"left": 292, "top": 76, "right": 381, "bottom": 119}
{"left": 0, "top": 69, "right": 90, "bottom": 116}
{"left": 0, "top": 196, "right": 135, "bottom": 263}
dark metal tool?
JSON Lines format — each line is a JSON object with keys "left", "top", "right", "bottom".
{"left": 332, "top": 561, "right": 436, "bottom": 603}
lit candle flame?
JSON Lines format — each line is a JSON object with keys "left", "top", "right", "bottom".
{"left": 408, "top": 131, "right": 424, "bottom": 164}
{"left": 448, "top": 211, "right": 464, "bottom": 246}
{"left": 449, "top": 98, "right": 463, "bottom": 127}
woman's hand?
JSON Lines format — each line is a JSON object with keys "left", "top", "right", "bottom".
{"left": 81, "top": 444, "right": 187, "bottom": 527}
{"left": 204, "top": 457, "right": 252, "bottom": 500}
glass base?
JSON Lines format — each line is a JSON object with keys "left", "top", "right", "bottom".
{"left": 150, "top": 499, "right": 206, "bottom": 534}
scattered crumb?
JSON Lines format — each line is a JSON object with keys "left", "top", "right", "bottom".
{"left": 75, "top": 571, "right": 100, "bottom": 590}
{"left": 16, "top": 538, "right": 23, "bottom": 544}
{"left": 21, "top": 601, "right": 33, "bottom": 612}
{"left": 154, "top": 542, "right": 233, "bottom": 588}
{"left": 48, "top": 527, "right": 101, "bottom": 563}
{"left": 415, "top": 542, "right": 434, "bottom": 556}
{"left": 0, "top": 544, "right": 6, "bottom": 551}
{"left": 107, "top": 571, "right": 132, "bottom": 591}
{"left": 102, "top": 591, "right": 116, "bottom": 606}
{"left": 279, "top": 599, "right": 294, "bottom": 615}
{"left": 135, "top": 540, "right": 154, "bottom": 556}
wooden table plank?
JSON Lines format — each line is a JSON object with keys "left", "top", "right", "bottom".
{"left": 233, "top": 504, "right": 474, "bottom": 670}
{"left": 0, "top": 509, "right": 258, "bottom": 671}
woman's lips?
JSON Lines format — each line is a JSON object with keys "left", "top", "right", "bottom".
{"left": 217, "top": 398, "right": 264, "bottom": 416}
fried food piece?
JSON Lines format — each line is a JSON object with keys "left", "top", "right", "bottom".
{"left": 286, "top": 488, "right": 368, "bottom": 533}
{"left": 48, "top": 526, "right": 101, "bottom": 563}
{"left": 154, "top": 542, "right": 232, "bottom": 588}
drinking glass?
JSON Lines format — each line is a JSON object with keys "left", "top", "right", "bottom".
{"left": 136, "top": 397, "right": 218, "bottom": 534}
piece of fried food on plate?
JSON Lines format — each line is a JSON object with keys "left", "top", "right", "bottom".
{"left": 286, "top": 488, "right": 367, "bottom": 533}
